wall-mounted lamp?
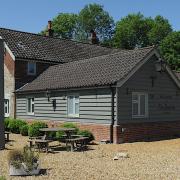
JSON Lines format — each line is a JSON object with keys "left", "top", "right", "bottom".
{"left": 155, "top": 58, "right": 167, "bottom": 72}
{"left": 45, "top": 89, "right": 57, "bottom": 111}
{"left": 45, "top": 89, "right": 51, "bottom": 101}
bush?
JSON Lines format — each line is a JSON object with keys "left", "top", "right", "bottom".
{"left": 0, "top": 176, "right": 6, "bottom": 180}
{"left": 8, "top": 146, "right": 39, "bottom": 172}
{"left": 28, "top": 122, "right": 47, "bottom": 137}
{"left": 56, "top": 131, "right": 65, "bottom": 139}
{"left": 8, "top": 119, "right": 27, "bottom": 134}
{"left": 4, "top": 118, "right": 11, "bottom": 131}
{"left": 77, "top": 130, "right": 94, "bottom": 142}
{"left": 20, "top": 125, "right": 29, "bottom": 136}
{"left": 56, "top": 122, "right": 79, "bottom": 140}
{"left": 61, "top": 122, "right": 79, "bottom": 133}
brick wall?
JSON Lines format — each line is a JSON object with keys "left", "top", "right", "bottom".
{"left": 26, "top": 119, "right": 110, "bottom": 141}
{"left": 15, "top": 60, "right": 53, "bottom": 89}
{"left": 4, "top": 51, "right": 15, "bottom": 118}
{"left": 25, "top": 119, "right": 180, "bottom": 143}
{"left": 114, "top": 121, "right": 180, "bottom": 143}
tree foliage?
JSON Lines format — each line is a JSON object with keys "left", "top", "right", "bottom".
{"left": 41, "top": 4, "right": 114, "bottom": 44}
{"left": 113, "top": 13, "right": 172, "bottom": 49}
{"left": 77, "top": 3, "right": 114, "bottom": 42}
{"left": 160, "top": 31, "right": 180, "bottom": 70}
{"left": 41, "top": 13, "right": 77, "bottom": 39}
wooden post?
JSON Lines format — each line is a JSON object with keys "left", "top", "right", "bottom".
{"left": 0, "top": 38, "right": 5, "bottom": 150}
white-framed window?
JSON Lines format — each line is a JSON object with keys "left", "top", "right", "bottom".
{"left": 27, "top": 62, "right": 36, "bottom": 75}
{"left": 27, "top": 98, "right": 34, "bottom": 115}
{"left": 4, "top": 99, "right": 10, "bottom": 117}
{"left": 132, "top": 92, "right": 148, "bottom": 118}
{"left": 67, "top": 95, "right": 79, "bottom": 117}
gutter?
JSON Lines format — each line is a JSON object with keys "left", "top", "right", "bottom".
{"left": 110, "top": 86, "right": 115, "bottom": 143}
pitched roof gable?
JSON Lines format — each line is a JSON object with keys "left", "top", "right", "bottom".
{"left": 17, "top": 46, "right": 155, "bottom": 93}
{"left": 0, "top": 28, "right": 119, "bottom": 63}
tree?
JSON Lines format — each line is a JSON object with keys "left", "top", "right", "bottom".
{"left": 77, "top": 3, "right": 115, "bottom": 42}
{"left": 41, "top": 13, "right": 78, "bottom": 39}
{"left": 148, "top": 15, "right": 172, "bottom": 45}
{"left": 113, "top": 13, "right": 172, "bottom": 49}
{"left": 160, "top": 31, "right": 180, "bottom": 70}
{"left": 41, "top": 4, "right": 115, "bottom": 44}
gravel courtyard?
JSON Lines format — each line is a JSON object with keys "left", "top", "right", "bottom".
{"left": 0, "top": 134, "right": 179, "bottom": 180}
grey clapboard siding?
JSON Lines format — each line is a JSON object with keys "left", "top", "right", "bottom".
{"left": 16, "top": 88, "right": 116, "bottom": 124}
{"left": 116, "top": 55, "right": 180, "bottom": 124}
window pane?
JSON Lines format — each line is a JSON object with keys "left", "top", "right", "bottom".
{"left": 140, "top": 95, "right": 145, "bottom": 115}
{"left": 132, "top": 103, "right": 138, "bottom": 116}
{"left": 68, "top": 96, "right": 74, "bottom": 114}
{"left": 132, "top": 94, "right": 138, "bottom": 101}
{"left": 28, "top": 63, "right": 36, "bottom": 74}
{"left": 28, "top": 99, "right": 31, "bottom": 112}
{"left": 32, "top": 104, "right": 34, "bottom": 113}
{"left": 75, "top": 102, "right": 79, "bottom": 115}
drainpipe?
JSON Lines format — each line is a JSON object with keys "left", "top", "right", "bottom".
{"left": 110, "top": 86, "right": 115, "bottom": 143}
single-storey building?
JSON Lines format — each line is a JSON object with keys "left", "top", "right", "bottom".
{"left": 16, "top": 46, "right": 180, "bottom": 143}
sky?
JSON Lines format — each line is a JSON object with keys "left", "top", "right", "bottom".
{"left": 0, "top": 0, "right": 179, "bottom": 33}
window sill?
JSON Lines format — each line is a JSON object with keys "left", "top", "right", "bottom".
{"left": 27, "top": 73, "right": 36, "bottom": 76}
{"left": 132, "top": 115, "right": 148, "bottom": 119}
{"left": 68, "top": 114, "right": 80, "bottom": 118}
{"left": 27, "top": 113, "right": 35, "bottom": 116}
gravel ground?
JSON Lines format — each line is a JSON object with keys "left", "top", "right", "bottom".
{"left": 0, "top": 134, "right": 180, "bottom": 180}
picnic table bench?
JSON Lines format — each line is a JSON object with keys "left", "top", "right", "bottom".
{"left": 65, "top": 137, "right": 89, "bottom": 152}
{"left": 28, "top": 138, "right": 53, "bottom": 153}
{"left": 5, "top": 131, "right": 10, "bottom": 142}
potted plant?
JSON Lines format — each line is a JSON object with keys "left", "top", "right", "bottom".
{"left": 8, "top": 146, "right": 40, "bottom": 176}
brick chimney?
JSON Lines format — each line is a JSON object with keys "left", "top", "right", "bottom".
{"left": 46, "top": 20, "right": 54, "bottom": 37}
{"left": 90, "top": 30, "right": 99, "bottom": 44}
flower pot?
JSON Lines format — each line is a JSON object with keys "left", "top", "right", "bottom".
{"left": 9, "top": 162, "right": 40, "bottom": 176}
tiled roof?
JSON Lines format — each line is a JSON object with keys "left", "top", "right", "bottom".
{"left": 17, "top": 46, "right": 155, "bottom": 93}
{"left": 0, "top": 28, "right": 119, "bottom": 63}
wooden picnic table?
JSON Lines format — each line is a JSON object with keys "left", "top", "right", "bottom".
{"left": 39, "top": 128, "right": 88, "bottom": 151}
{"left": 39, "top": 127, "right": 76, "bottom": 139}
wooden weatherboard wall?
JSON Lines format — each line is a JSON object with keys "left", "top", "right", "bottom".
{"left": 116, "top": 55, "right": 180, "bottom": 124}
{"left": 0, "top": 39, "right": 5, "bottom": 149}
{"left": 16, "top": 88, "right": 116, "bottom": 124}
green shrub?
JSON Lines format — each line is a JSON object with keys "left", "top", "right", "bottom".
{"left": 55, "top": 122, "right": 79, "bottom": 140}
{"left": 4, "top": 118, "right": 11, "bottom": 131}
{"left": 28, "top": 122, "right": 47, "bottom": 137}
{"left": 0, "top": 176, "right": 6, "bottom": 180}
{"left": 8, "top": 119, "right": 27, "bottom": 134}
{"left": 77, "top": 130, "right": 94, "bottom": 142}
{"left": 61, "top": 122, "right": 79, "bottom": 133}
{"left": 20, "top": 125, "right": 29, "bottom": 136}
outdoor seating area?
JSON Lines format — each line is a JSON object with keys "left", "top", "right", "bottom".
{"left": 1, "top": 133, "right": 180, "bottom": 179}
{"left": 27, "top": 128, "right": 89, "bottom": 152}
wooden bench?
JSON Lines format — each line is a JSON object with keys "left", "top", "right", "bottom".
{"left": 5, "top": 131, "right": 10, "bottom": 142}
{"left": 28, "top": 139, "right": 53, "bottom": 153}
{"left": 65, "top": 137, "right": 89, "bottom": 152}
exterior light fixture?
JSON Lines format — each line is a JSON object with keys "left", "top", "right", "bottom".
{"left": 155, "top": 58, "right": 167, "bottom": 72}
{"left": 45, "top": 89, "right": 51, "bottom": 101}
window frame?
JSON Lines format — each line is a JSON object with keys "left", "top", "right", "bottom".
{"left": 67, "top": 95, "right": 80, "bottom": 117}
{"left": 132, "top": 92, "right": 148, "bottom": 118}
{"left": 27, "top": 62, "right": 36, "bottom": 75}
{"left": 27, "top": 97, "right": 35, "bottom": 115}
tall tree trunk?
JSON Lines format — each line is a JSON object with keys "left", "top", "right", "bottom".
{"left": 0, "top": 39, "right": 5, "bottom": 150}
